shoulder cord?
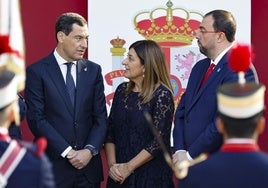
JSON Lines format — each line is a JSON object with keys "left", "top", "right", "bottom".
{"left": 0, "top": 140, "right": 26, "bottom": 188}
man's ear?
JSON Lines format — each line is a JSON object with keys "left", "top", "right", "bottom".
{"left": 216, "top": 117, "right": 225, "bottom": 134}
{"left": 8, "top": 104, "right": 15, "bottom": 123}
{"left": 8, "top": 102, "right": 20, "bottom": 126}
{"left": 217, "top": 31, "right": 226, "bottom": 42}
{"left": 57, "top": 31, "right": 65, "bottom": 43}
{"left": 256, "top": 116, "right": 265, "bottom": 134}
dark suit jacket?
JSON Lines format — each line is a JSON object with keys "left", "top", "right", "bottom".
{"left": 173, "top": 52, "right": 258, "bottom": 158}
{"left": 25, "top": 52, "right": 107, "bottom": 184}
{"left": 179, "top": 146, "right": 268, "bottom": 188}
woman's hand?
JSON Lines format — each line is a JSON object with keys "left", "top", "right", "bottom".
{"left": 116, "top": 162, "right": 134, "bottom": 184}
{"left": 108, "top": 164, "right": 124, "bottom": 183}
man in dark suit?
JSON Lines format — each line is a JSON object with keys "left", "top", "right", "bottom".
{"left": 172, "top": 10, "right": 258, "bottom": 164}
{"left": 25, "top": 12, "right": 107, "bottom": 188}
{"left": 0, "top": 69, "right": 55, "bottom": 188}
{"left": 178, "top": 68, "right": 268, "bottom": 188}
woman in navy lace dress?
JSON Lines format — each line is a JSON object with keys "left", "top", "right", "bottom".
{"left": 104, "top": 40, "right": 175, "bottom": 188}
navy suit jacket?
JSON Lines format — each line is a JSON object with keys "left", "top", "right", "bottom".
{"left": 173, "top": 52, "right": 258, "bottom": 158}
{"left": 25, "top": 52, "right": 107, "bottom": 184}
{"left": 179, "top": 149, "right": 268, "bottom": 188}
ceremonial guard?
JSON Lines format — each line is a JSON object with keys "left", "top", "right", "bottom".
{"left": 0, "top": 69, "right": 55, "bottom": 188}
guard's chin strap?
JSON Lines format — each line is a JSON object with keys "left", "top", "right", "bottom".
{"left": 0, "top": 140, "right": 26, "bottom": 188}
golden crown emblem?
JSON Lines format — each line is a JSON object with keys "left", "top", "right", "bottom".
{"left": 110, "top": 36, "right": 126, "bottom": 48}
{"left": 134, "top": 0, "right": 203, "bottom": 47}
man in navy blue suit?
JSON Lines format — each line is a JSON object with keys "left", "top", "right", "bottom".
{"left": 0, "top": 69, "right": 55, "bottom": 187}
{"left": 172, "top": 10, "right": 258, "bottom": 165}
{"left": 179, "top": 70, "right": 268, "bottom": 188}
{"left": 25, "top": 12, "right": 107, "bottom": 187}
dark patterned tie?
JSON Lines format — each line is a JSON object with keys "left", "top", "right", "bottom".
{"left": 65, "top": 62, "right": 75, "bottom": 106}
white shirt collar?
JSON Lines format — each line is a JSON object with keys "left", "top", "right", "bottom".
{"left": 212, "top": 42, "right": 235, "bottom": 66}
{"left": 225, "top": 138, "right": 256, "bottom": 144}
{"left": 0, "top": 127, "right": 8, "bottom": 135}
{"left": 53, "top": 49, "right": 77, "bottom": 66}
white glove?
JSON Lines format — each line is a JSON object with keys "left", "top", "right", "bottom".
{"left": 172, "top": 150, "right": 188, "bottom": 165}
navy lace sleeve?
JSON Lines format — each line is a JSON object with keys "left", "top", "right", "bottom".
{"left": 144, "top": 86, "right": 174, "bottom": 156}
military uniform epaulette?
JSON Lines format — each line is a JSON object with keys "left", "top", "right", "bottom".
{"left": 0, "top": 140, "right": 27, "bottom": 187}
{"left": 17, "top": 137, "right": 47, "bottom": 157}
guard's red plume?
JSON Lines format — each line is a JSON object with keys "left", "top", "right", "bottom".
{"left": 228, "top": 43, "right": 253, "bottom": 73}
{"left": 35, "top": 137, "right": 47, "bottom": 157}
{"left": 0, "top": 35, "right": 13, "bottom": 55}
